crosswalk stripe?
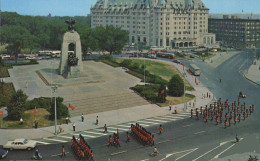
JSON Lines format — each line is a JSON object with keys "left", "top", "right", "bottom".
{"left": 35, "top": 141, "right": 50, "bottom": 145}
{"left": 176, "top": 113, "right": 190, "bottom": 117}
{"left": 154, "top": 117, "right": 177, "bottom": 121}
{"left": 163, "top": 115, "right": 185, "bottom": 119}
{"left": 95, "top": 128, "right": 117, "bottom": 133}
{"left": 57, "top": 136, "right": 72, "bottom": 139}
{"left": 138, "top": 120, "right": 159, "bottom": 124}
{"left": 43, "top": 138, "right": 67, "bottom": 143}
{"left": 116, "top": 124, "right": 131, "bottom": 128}
{"left": 83, "top": 131, "right": 107, "bottom": 136}
{"left": 80, "top": 134, "right": 96, "bottom": 138}
{"left": 108, "top": 127, "right": 128, "bottom": 131}
{"left": 145, "top": 118, "right": 168, "bottom": 123}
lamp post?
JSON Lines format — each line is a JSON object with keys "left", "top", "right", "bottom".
{"left": 183, "top": 72, "right": 186, "bottom": 111}
{"left": 51, "top": 85, "right": 58, "bottom": 135}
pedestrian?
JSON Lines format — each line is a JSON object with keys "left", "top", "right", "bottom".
{"left": 209, "top": 93, "right": 211, "bottom": 98}
{"left": 193, "top": 102, "right": 195, "bottom": 108}
{"left": 169, "top": 105, "right": 172, "bottom": 111}
{"left": 61, "top": 145, "right": 66, "bottom": 158}
{"left": 20, "top": 118, "right": 23, "bottom": 125}
{"left": 108, "top": 135, "right": 112, "bottom": 147}
{"left": 158, "top": 125, "right": 162, "bottom": 135}
{"left": 207, "top": 92, "right": 208, "bottom": 98}
{"left": 66, "top": 116, "right": 69, "bottom": 124}
{"left": 205, "top": 115, "right": 208, "bottom": 123}
{"left": 34, "top": 120, "right": 38, "bottom": 129}
{"left": 252, "top": 104, "right": 254, "bottom": 112}
{"left": 104, "top": 124, "right": 108, "bottom": 133}
{"left": 191, "top": 109, "right": 193, "bottom": 118}
{"left": 238, "top": 114, "right": 241, "bottom": 122}
{"left": 224, "top": 120, "right": 228, "bottom": 129}
{"left": 72, "top": 122, "right": 76, "bottom": 131}
{"left": 25, "top": 81, "right": 28, "bottom": 88}
{"left": 215, "top": 117, "right": 219, "bottom": 125}
{"left": 126, "top": 132, "right": 130, "bottom": 143}
{"left": 96, "top": 116, "right": 99, "bottom": 125}
{"left": 81, "top": 113, "right": 84, "bottom": 122}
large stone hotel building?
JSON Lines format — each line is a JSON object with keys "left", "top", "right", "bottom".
{"left": 91, "top": 0, "right": 216, "bottom": 48}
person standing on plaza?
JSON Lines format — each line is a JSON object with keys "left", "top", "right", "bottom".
{"left": 72, "top": 122, "right": 76, "bottom": 131}
{"left": 81, "top": 113, "right": 84, "bottom": 122}
{"left": 104, "top": 124, "right": 108, "bottom": 133}
{"left": 158, "top": 125, "right": 163, "bottom": 135}
{"left": 61, "top": 145, "right": 66, "bottom": 158}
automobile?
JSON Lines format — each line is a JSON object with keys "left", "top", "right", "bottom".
{"left": 173, "top": 59, "right": 181, "bottom": 63}
{"left": 0, "top": 148, "right": 8, "bottom": 159}
{"left": 239, "top": 91, "right": 246, "bottom": 98}
{"left": 25, "top": 56, "right": 36, "bottom": 60}
{"left": 190, "top": 55, "right": 195, "bottom": 58}
{"left": 3, "top": 139, "right": 37, "bottom": 151}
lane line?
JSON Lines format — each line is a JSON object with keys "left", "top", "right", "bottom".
{"left": 43, "top": 138, "right": 67, "bottom": 143}
{"left": 176, "top": 148, "right": 198, "bottom": 161}
{"left": 110, "top": 150, "right": 127, "bottom": 156}
{"left": 213, "top": 138, "right": 244, "bottom": 159}
{"left": 183, "top": 124, "right": 193, "bottom": 127}
{"left": 51, "top": 152, "right": 69, "bottom": 157}
{"left": 159, "top": 148, "right": 198, "bottom": 161}
{"left": 157, "top": 140, "right": 171, "bottom": 144}
{"left": 193, "top": 131, "right": 206, "bottom": 135}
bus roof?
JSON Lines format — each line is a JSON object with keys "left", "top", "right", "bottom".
{"left": 189, "top": 64, "right": 200, "bottom": 70}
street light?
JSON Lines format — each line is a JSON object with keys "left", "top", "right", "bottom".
{"left": 51, "top": 85, "right": 58, "bottom": 135}
{"left": 183, "top": 72, "right": 186, "bottom": 111}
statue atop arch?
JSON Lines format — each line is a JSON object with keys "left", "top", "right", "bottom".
{"left": 65, "top": 19, "right": 76, "bottom": 31}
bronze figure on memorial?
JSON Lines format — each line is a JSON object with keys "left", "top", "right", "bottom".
{"left": 65, "top": 19, "right": 76, "bottom": 31}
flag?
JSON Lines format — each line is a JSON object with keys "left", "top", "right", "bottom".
{"left": 0, "top": 108, "right": 3, "bottom": 116}
{"left": 69, "top": 104, "right": 75, "bottom": 110}
{"left": 161, "top": 90, "right": 164, "bottom": 95}
{"left": 34, "top": 107, "right": 37, "bottom": 117}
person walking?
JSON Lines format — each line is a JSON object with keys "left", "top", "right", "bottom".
{"left": 191, "top": 109, "right": 193, "bottom": 118}
{"left": 96, "top": 116, "right": 99, "bottom": 125}
{"left": 158, "top": 125, "right": 163, "bottom": 135}
{"left": 224, "top": 120, "right": 228, "bottom": 129}
{"left": 34, "top": 120, "right": 38, "bottom": 129}
{"left": 81, "top": 113, "right": 84, "bottom": 122}
{"left": 126, "top": 132, "right": 130, "bottom": 143}
{"left": 205, "top": 115, "right": 208, "bottom": 123}
{"left": 104, "top": 124, "right": 108, "bottom": 133}
{"left": 61, "top": 145, "right": 66, "bottom": 158}
{"left": 66, "top": 117, "right": 69, "bottom": 124}
{"left": 72, "top": 122, "right": 76, "bottom": 131}
{"left": 108, "top": 135, "right": 112, "bottom": 147}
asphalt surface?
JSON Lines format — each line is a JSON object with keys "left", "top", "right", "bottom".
{"left": 2, "top": 50, "right": 260, "bottom": 161}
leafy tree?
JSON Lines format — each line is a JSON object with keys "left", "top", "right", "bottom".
{"left": 157, "top": 84, "right": 167, "bottom": 103}
{"left": 49, "top": 97, "right": 69, "bottom": 120}
{"left": 0, "top": 25, "right": 33, "bottom": 63}
{"left": 168, "top": 75, "right": 184, "bottom": 97}
{"left": 6, "top": 90, "right": 28, "bottom": 120}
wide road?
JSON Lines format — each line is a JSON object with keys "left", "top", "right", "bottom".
{"left": 3, "top": 50, "right": 260, "bottom": 161}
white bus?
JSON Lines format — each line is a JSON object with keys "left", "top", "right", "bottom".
{"left": 189, "top": 64, "right": 201, "bottom": 76}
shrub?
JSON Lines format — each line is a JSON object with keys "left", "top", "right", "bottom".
{"left": 131, "top": 84, "right": 160, "bottom": 103}
{"left": 168, "top": 75, "right": 184, "bottom": 97}
{"left": 25, "top": 97, "right": 51, "bottom": 111}
{"left": 49, "top": 97, "right": 69, "bottom": 120}
{"left": 99, "top": 54, "right": 113, "bottom": 60}
{"left": 30, "top": 59, "right": 38, "bottom": 64}
{"left": 120, "top": 59, "right": 132, "bottom": 68}
{"left": 157, "top": 84, "right": 167, "bottom": 103}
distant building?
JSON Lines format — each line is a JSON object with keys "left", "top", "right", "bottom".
{"left": 91, "top": 0, "right": 216, "bottom": 48}
{"left": 209, "top": 15, "right": 260, "bottom": 48}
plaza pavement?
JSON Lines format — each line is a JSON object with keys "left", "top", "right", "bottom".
{"left": 205, "top": 50, "right": 239, "bottom": 68}
{"left": 0, "top": 59, "right": 214, "bottom": 145}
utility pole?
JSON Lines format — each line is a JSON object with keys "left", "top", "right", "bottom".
{"left": 183, "top": 72, "right": 186, "bottom": 111}
{"left": 51, "top": 85, "right": 58, "bottom": 135}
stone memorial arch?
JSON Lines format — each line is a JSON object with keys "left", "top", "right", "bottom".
{"left": 59, "top": 19, "right": 83, "bottom": 78}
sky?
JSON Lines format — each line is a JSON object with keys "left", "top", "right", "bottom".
{"left": 1, "top": 0, "right": 260, "bottom": 17}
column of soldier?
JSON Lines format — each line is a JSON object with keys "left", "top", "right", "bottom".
{"left": 190, "top": 97, "right": 255, "bottom": 128}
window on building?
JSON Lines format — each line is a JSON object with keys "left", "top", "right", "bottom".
{"left": 166, "top": 37, "right": 169, "bottom": 46}
{"left": 160, "top": 39, "right": 163, "bottom": 46}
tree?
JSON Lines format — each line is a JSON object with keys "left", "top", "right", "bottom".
{"left": 49, "top": 97, "right": 69, "bottom": 120}
{"left": 157, "top": 84, "right": 167, "bottom": 103}
{"left": 0, "top": 25, "right": 33, "bottom": 63}
{"left": 7, "top": 90, "right": 28, "bottom": 120}
{"left": 168, "top": 75, "right": 184, "bottom": 97}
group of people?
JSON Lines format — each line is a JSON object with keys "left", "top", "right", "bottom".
{"left": 108, "top": 133, "right": 121, "bottom": 147}
{"left": 191, "top": 97, "right": 255, "bottom": 128}
{"left": 130, "top": 123, "right": 155, "bottom": 146}
{"left": 71, "top": 135, "right": 94, "bottom": 161}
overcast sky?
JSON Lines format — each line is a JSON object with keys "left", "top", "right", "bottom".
{"left": 1, "top": 0, "right": 260, "bottom": 16}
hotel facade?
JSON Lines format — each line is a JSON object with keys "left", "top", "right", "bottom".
{"left": 91, "top": 0, "right": 216, "bottom": 48}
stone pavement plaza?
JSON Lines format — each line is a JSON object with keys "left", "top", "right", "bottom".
{"left": 245, "top": 59, "right": 260, "bottom": 86}
{"left": 5, "top": 60, "right": 149, "bottom": 116}
{"left": 0, "top": 58, "right": 213, "bottom": 145}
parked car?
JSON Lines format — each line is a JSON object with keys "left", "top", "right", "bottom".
{"left": 3, "top": 139, "right": 37, "bottom": 151}
{"left": 173, "top": 59, "right": 181, "bottom": 63}
{"left": 0, "top": 148, "right": 8, "bottom": 159}
{"left": 239, "top": 91, "right": 246, "bottom": 98}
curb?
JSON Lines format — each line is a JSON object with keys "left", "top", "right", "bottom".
{"left": 240, "top": 70, "right": 260, "bottom": 86}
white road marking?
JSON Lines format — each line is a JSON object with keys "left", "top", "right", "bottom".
{"left": 80, "top": 134, "right": 96, "bottom": 138}
{"left": 108, "top": 127, "right": 128, "bottom": 131}
{"left": 35, "top": 141, "right": 50, "bottom": 145}
{"left": 183, "top": 124, "right": 193, "bottom": 127}
{"left": 83, "top": 131, "right": 107, "bottom": 136}
{"left": 57, "top": 135, "right": 72, "bottom": 139}
{"left": 116, "top": 124, "right": 131, "bottom": 128}
{"left": 157, "top": 140, "right": 171, "bottom": 144}
{"left": 163, "top": 116, "right": 185, "bottom": 119}
{"left": 43, "top": 138, "right": 67, "bottom": 143}
{"left": 51, "top": 152, "right": 69, "bottom": 157}
{"left": 193, "top": 131, "right": 206, "bottom": 135}
{"left": 212, "top": 138, "right": 244, "bottom": 159}
{"left": 145, "top": 118, "right": 168, "bottom": 123}
{"left": 95, "top": 128, "right": 117, "bottom": 133}
{"left": 155, "top": 117, "right": 177, "bottom": 121}
{"left": 110, "top": 150, "right": 127, "bottom": 156}
{"left": 138, "top": 120, "right": 159, "bottom": 124}
{"left": 176, "top": 148, "right": 198, "bottom": 160}
{"left": 159, "top": 148, "right": 198, "bottom": 161}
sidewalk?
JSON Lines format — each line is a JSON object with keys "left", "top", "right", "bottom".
{"left": 244, "top": 59, "right": 260, "bottom": 86}
{"left": 205, "top": 50, "right": 238, "bottom": 68}
{"left": 0, "top": 59, "right": 214, "bottom": 145}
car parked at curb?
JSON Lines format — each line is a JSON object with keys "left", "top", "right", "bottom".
{"left": 3, "top": 139, "right": 37, "bottom": 151}
{"left": 173, "top": 59, "right": 181, "bottom": 63}
{"left": 0, "top": 148, "right": 8, "bottom": 159}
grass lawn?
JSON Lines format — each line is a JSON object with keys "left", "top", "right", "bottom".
{"left": 157, "top": 93, "right": 195, "bottom": 107}
{"left": 0, "top": 67, "right": 10, "bottom": 78}
{"left": 1, "top": 108, "right": 66, "bottom": 129}
{"left": 116, "top": 58, "right": 194, "bottom": 91}
{"left": 192, "top": 52, "right": 214, "bottom": 61}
